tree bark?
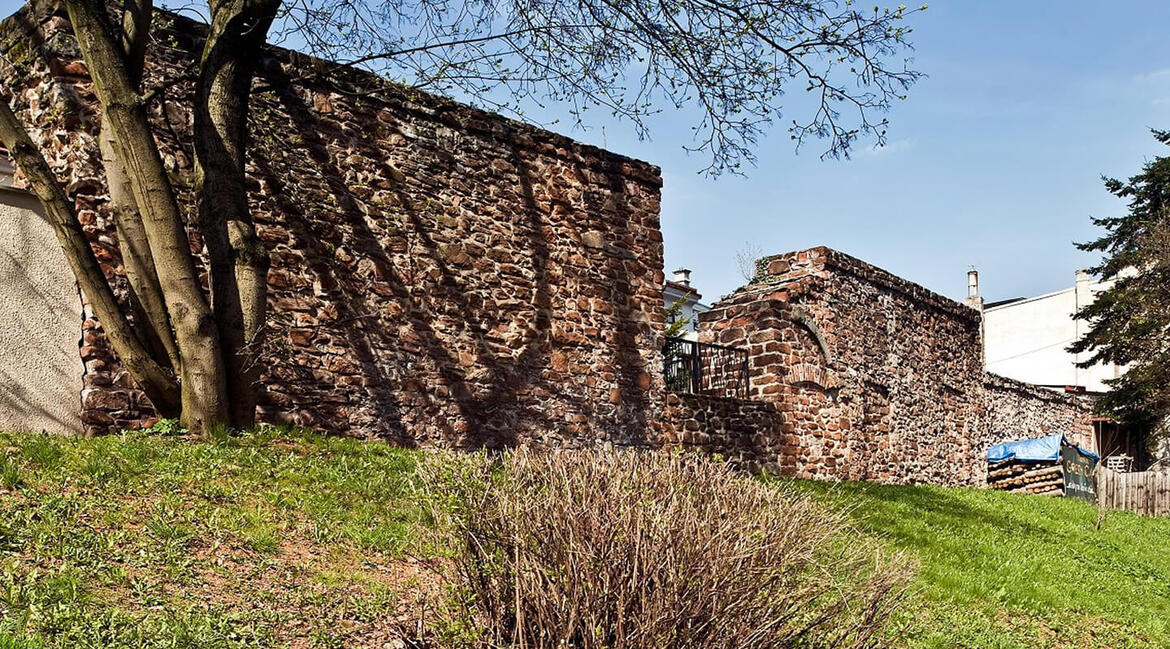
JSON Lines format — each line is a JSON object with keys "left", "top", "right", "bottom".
{"left": 66, "top": 0, "right": 230, "bottom": 432}
{"left": 195, "top": 0, "right": 279, "bottom": 427}
{"left": 0, "top": 96, "right": 181, "bottom": 416}
{"left": 118, "top": 0, "right": 151, "bottom": 87}
{"left": 99, "top": 115, "right": 181, "bottom": 371}
{"left": 97, "top": 0, "right": 181, "bottom": 371}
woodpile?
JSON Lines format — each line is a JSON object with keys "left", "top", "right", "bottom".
{"left": 987, "top": 460, "right": 1065, "bottom": 496}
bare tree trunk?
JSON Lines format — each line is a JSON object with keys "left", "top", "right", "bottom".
{"left": 99, "top": 116, "right": 181, "bottom": 371}
{"left": 98, "top": 1, "right": 181, "bottom": 371}
{"left": 118, "top": 0, "right": 151, "bottom": 82}
{"left": 195, "top": 0, "right": 279, "bottom": 428}
{"left": 0, "top": 97, "right": 181, "bottom": 416}
{"left": 66, "top": 0, "right": 230, "bottom": 432}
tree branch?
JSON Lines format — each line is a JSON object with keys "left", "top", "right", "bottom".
{"left": 67, "top": 0, "right": 231, "bottom": 430}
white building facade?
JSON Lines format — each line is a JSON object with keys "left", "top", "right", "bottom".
{"left": 973, "top": 268, "right": 1154, "bottom": 469}
{"left": 980, "top": 270, "right": 1123, "bottom": 393}
{"left": 662, "top": 268, "right": 709, "bottom": 341}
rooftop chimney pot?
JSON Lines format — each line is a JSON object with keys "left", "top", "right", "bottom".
{"left": 672, "top": 268, "right": 692, "bottom": 286}
{"left": 964, "top": 266, "right": 984, "bottom": 312}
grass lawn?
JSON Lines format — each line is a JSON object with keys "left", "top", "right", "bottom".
{"left": 787, "top": 479, "right": 1170, "bottom": 649}
{"left": 0, "top": 428, "right": 1168, "bottom": 648}
{"left": 0, "top": 428, "right": 427, "bottom": 648}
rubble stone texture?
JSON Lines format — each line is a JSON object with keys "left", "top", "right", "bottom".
{"left": 1, "top": 0, "right": 665, "bottom": 445}
{"left": 984, "top": 372, "right": 1094, "bottom": 450}
{"left": 1, "top": 1, "right": 1092, "bottom": 486}
{"left": 663, "top": 247, "right": 1094, "bottom": 485}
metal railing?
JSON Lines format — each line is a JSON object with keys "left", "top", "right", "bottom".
{"left": 663, "top": 336, "right": 749, "bottom": 399}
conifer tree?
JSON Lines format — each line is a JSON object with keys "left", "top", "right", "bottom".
{"left": 1071, "top": 130, "right": 1170, "bottom": 433}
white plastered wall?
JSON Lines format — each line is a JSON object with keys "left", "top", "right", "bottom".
{"left": 983, "top": 273, "right": 1123, "bottom": 393}
{"left": 0, "top": 186, "right": 84, "bottom": 432}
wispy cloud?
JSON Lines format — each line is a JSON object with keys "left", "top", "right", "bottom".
{"left": 1136, "top": 68, "right": 1170, "bottom": 84}
{"left": 860, "top": 137, "right": 916, "bottom": 157}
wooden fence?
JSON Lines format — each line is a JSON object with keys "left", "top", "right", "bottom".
{"left": 1095, "top": 467, "right": 1170, "bottom": 517}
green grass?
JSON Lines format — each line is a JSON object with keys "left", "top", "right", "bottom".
{"left": 0, "top": 427, "right": 424, "bottom": 648}
{"left": 785, "top": 478, "right": 1170, "bottom": 649}
{"left": 1, "top": 429, "right": 1167, "bottom": 648}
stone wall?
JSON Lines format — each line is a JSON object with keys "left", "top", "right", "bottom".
{"left": 669, "top": 247, "right": 1101, "bottom": 485}
{"left": 661, "top": 392, "right": 783, "bottom": 474}
{"left": 698, "top": 247, "right": 987, "bottom": 485}
{"left": 0, "top": 0, "right": 1101, "bottom": 482}
{"left": 0, "top": 0, "right": 665, "bottom": 445}
{"left": 983, "top": 372, "right": 1094, "bottom": 450}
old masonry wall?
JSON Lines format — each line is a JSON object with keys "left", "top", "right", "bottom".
{"left": 0, "top": 0, "right": 666, "bottom": 446}
{"left": 668, "top": 247, "right": 1095, "bottom": 486}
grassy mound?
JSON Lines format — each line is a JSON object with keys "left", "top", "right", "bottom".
{"left": 0, "top": 429, "right": 1167, "bottom": 648}
{"left": 0, "top": 428, "right": 424, "bottom": 648}
{"left": 787, "top": 479, "right": 1170, "bottom": 648}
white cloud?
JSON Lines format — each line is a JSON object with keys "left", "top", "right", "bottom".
{"left": 860, "top": 137, "right": 916, "bottom": 157}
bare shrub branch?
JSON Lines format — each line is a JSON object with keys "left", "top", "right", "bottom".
{"left": 421, "top": 448, "right": 912, "bottom": 648}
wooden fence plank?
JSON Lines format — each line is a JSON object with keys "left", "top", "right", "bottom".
{"left": 1096, "top": 468, "right": 1170, "bottom": 517}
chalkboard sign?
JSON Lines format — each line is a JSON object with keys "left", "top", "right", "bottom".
{"left": 1060, "top": 445, "right": 1097, "bottom": 503}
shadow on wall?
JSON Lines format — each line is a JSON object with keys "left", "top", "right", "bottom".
{"left": 0, "top": 364, "right": 80, "bottom": 433}
{"left": 235, "top": 58, "right": 660, "bottom": 448}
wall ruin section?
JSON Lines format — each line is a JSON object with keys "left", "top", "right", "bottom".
{"left": 0, "top": 1, "right": 1098, "bottom": 485}
{"left": 1, "top": 0, "right": 666, "bottom": 446}
{"left": 672, "top": 247, "right": 1096, "bottom": 486}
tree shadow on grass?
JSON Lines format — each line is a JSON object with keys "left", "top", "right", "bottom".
{"left": 786, "top": 478, "right": 1076, "bottom": 547}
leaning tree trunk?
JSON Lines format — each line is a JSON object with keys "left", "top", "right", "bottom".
{"left": 0, "top": 99, "right": 182, "bottom": 415}
{"left": 66, "top": 0, "right": 231, "bottom": 432}
{"left": 97, "top": 0, "right": 182, "bottom": 372}
{"left": 194, "top": 0, "right": 280, "bottom": 428}
{"left": 99, "top": 117, "right": 182, "bottom": 372}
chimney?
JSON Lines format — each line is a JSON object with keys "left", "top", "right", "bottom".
{"left": 964, "top": 266, "right": 984, "bottom": 311}
{"left": 1075, "top": 269, "right": 1091, "bottom": 295}
{"left": 672, "top": 268, "right": 692, "bottom": 287}
{"left": 1073, "top": 269, "right": 1092, "bottom": 387}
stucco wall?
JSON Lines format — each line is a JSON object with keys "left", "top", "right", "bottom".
{"left": 983, "top": 273, "right": 1123, "bottom": 392}
{"left": 0, "top": 187, "right": 83, "bottom": 432}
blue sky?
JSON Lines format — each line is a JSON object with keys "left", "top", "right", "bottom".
{"left": 5, "top": 0, "right": 1167, "bottom": 305}
{"left": 578, "top": 1, "right": 1170, "bottom": 305}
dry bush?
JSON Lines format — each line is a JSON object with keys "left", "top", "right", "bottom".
{"left": 420, "top": 448, "right": 912, "bottom": 649}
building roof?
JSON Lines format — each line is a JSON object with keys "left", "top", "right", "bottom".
{"left": 984, "top": 286, "right": 1074, "bottom": 312}
{"left": 663, "top": 280, "right": 701, "bottom": 301}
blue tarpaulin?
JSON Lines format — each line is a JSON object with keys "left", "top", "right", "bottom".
{"left": 987, "top": 433, "right": 1099, "bottom": 464}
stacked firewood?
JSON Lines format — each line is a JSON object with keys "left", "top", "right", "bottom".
{"left": 986, "top": 460, "right": 1064, "bottom": 496}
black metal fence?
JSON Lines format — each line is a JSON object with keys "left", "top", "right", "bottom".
{"left": 663, "top": 336, "right": 749, "bottom": 399}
